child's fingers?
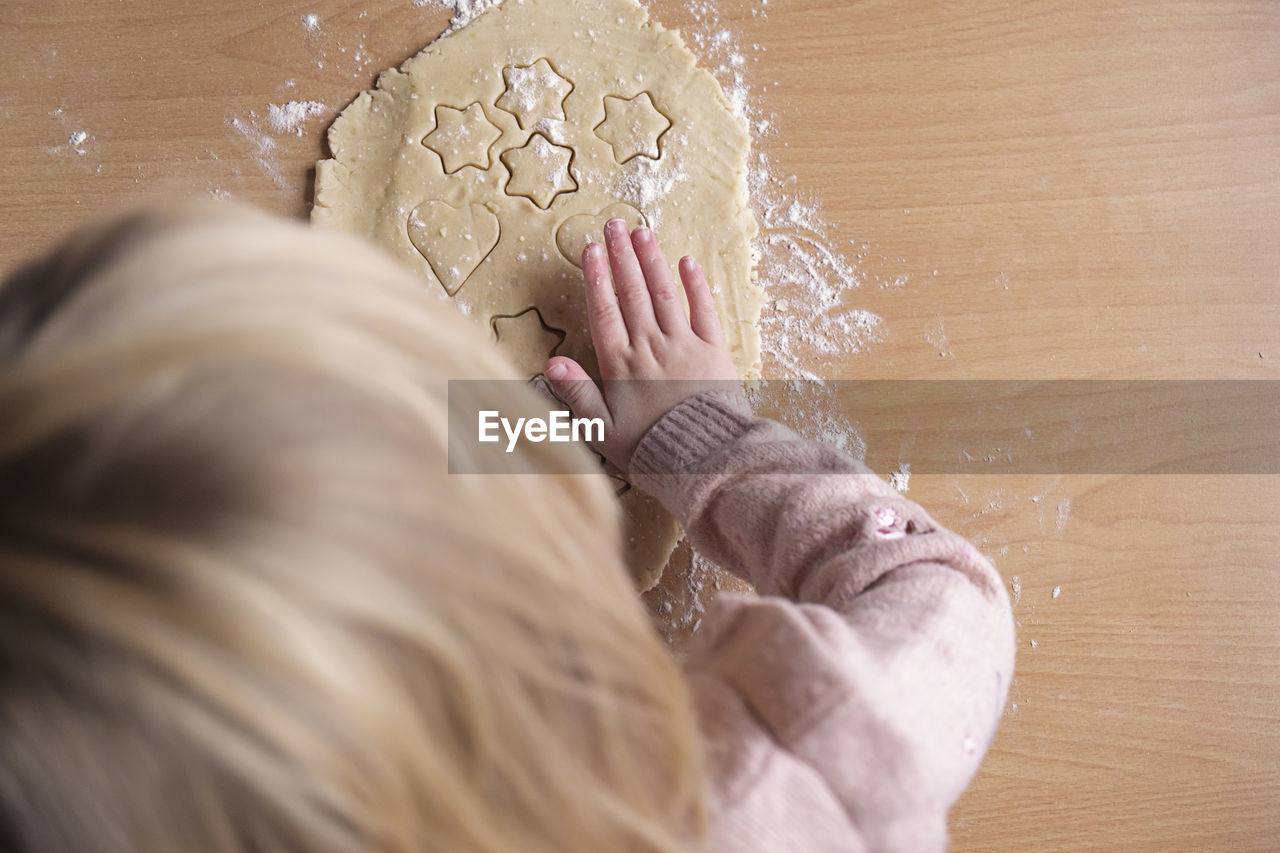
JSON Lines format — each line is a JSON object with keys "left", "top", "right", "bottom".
{"left": 581, "top": 242, "right": 628, "bottom": 352}
{"left": 630, "top": 227, "right": 686, "bottom": 334}
{"left": 543, "top": 356, "right": 611, "bottom": 428}
{"left": 678, "top": 256, "right": 724, "bottom": 343}
{"left": 604, "top": 218, "right": 657, "bottom": 339}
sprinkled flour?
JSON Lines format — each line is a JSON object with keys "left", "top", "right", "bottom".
{"left": 643, "top": 0, "right": 886, "bottom": 511}
{"left": 267, "top": 100, "right": 329, "bottom": 135}
{"left": 415, "top": 0, "right": 507, "bottom": 34}
{"left": 44, "top": 108, "right": 98, "bottom": 166}
{"left": 229, "top": 114, "right": 284, "bottom": 187}
{"left": 613, "top": 154, "right": 687, "bottom": 228}
{"left": 502, "top": 62, "right": 564, "bottom": 115}
{"left": 745, "top": 380, "right": 867, "bottom": 459}
{"left": 649, "top": 546, "right": 720, "bottom": 640}
{"left": 229, "top": 100, "right": 332, "bottom": 188}
{"left": 888, "top": 462, "right": 911, "bottom": 493}
{"left": 678, "top": 3, "right": 886, "bottom": 382}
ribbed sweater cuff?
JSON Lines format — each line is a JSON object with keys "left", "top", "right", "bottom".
{"left": 628, "top": 388, "right": 756, "bottom": 513}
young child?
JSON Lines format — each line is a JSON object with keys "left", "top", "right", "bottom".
{"left": 0, "top": 204, "right": 1014, "bottom": 852}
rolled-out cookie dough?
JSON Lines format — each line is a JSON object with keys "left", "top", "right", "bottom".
{"left": 313, "top": 0, "right": 761, "bottom": 590}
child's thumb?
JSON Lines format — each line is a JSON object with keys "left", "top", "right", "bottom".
{"left": 543, "top": 357, "right": 610, "bottom": 426}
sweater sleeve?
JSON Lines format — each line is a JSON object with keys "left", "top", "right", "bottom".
{"left": 630, "top": 390, "right": 1017, "bottom": 849}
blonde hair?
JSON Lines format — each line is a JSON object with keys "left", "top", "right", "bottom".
{"left": 0, "top": 203, "right": 706, "bottom": 852}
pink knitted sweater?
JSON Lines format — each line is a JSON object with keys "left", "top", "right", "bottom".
{"left": 630, "top": 392, "right": 1017, "bottom": 852}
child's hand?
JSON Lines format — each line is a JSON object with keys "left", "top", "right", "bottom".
{"left": 543, "top": 218, "right": 739, "bottom": 471}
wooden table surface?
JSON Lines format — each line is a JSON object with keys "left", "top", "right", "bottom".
{"left": 3, "top": 0, "right": 1277, "bottom": 849}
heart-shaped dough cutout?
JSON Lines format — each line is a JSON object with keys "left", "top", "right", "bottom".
{"left": 555, "top": 203, "right": 647, "bottom": 267}
{"left": 407, "top": 201, "right": 500, "bottom": 295}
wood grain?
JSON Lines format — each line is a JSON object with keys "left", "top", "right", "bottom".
{"left": 2, "top": 0, "right": 1277, "bottom": 849}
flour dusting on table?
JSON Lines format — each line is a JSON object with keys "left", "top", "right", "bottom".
{"left": 415, "top": 0, "right": 507, "bottom": 34}
{"left": 681, "top": 1, "right": 886, "bottom": 385}
{"left": 267, "top": 100, "right": 329, "bottom": 135}
{"left": 44, "top": 107, "right": 99, "bottom": 169}
{"left": 229, "top": 114, "right": 284, "bottom": 186}
{"left": 229, "top": 100, "right": 334, "bottom": 189}
{"left": 888, "top": 462, "right": 911, "bottom": 492}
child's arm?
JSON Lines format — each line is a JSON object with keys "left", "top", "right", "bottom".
{"left": 545, "top": 221, "right": 1016, "bottom": 849}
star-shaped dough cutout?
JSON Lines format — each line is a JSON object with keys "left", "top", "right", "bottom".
{"left": 421, "top": 102, "right": 502, "bottom": 173}
{"left": 500, "top": 133, "right": 578, "bottom": 209}
{"left": 495, "top": 59, "right": 573, "bottom": 130}
{"left": 593, "top": 92, "right": 672, "bottom": 163}
{"left": 491, "top": 307, "right": 566, "bottom": 379}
